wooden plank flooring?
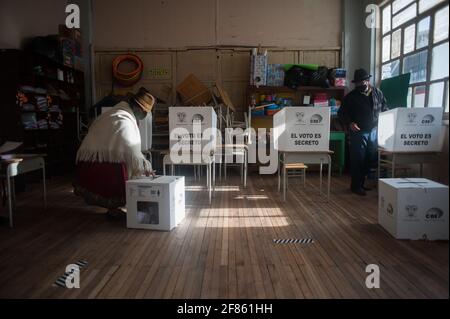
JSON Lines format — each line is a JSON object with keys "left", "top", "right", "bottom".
{"left": 0, "top": 170, "right": 448, "bottom": 299}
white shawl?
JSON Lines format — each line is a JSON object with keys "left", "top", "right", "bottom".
{"left": 76, "top": 101, "right": 152, "bottom": 178}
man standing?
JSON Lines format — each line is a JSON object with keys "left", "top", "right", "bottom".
{"left": 338, "top": 69, "right": 388, "bottom": 196}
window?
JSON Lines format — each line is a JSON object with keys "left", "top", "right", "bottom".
{"left": 393, "top": 3, "right": 417, "bottom": 28}
{"left": 416, "top": 17, "right": 430, "bottom": 49}
{"left": 434, "top": 6, "right": 449, "bottom": 43}
{"left": 382, "top": 5, "right": 391, "bottom": 34}
{"left": 382, "top": 60, "right": 400, "bottom": 79}
{"left": 403, "top": 50, "right": 428, "bottom": 83}
{"left": 419, "top": 0, "right": 445, "bottom": 13}
{"left": 392, "top": 29, "right": 402, "bottom": 58}
{"left": 404, "top": 24, "right": 416, "bottom": 54}
{"left": 413, "top": 86, "right": 426, "bottom": 107}
{"left": 393, "top": 0, "right": 415, "bottom": 14}
{"left": 431, "top": 42, "right": 449, "bottom": 81}
{"left": 382, "top": 35, "right": 391, "bottom": 62}
{"left": 428, "top": 82, "right": 445, "bottom": 107}
{"left": 380, "top": 0, "right": 449, "bottom": 112}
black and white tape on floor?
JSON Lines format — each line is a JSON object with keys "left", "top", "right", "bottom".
{"left": 54, "top": 260, "right": 88, "bottom": 288}
{"left": 273, "top": 239, "right": 314, "bottom": 244}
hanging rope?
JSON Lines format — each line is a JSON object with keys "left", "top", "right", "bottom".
{"left": 112, "top": 53, "right": 144, "bottom": 87}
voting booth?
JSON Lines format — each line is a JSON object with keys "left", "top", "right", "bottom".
{"left": 126, "top": 176, "right": 185, "bottom": 231}
{"left": 139, "top": 114, "right": 152, "bottom": 151}
{"left": 378, "top": 107, "right": 444, "bottom": 152}
{"left": 379, "top": 178, "right": 449, "bottom": 240}
{"left": 273, "top": 107, "right": 331, "bottom": 152}
{"left": 169, "top": 107, "right": 217, "bottom": 156}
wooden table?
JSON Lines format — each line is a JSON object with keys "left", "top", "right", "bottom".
{"left": 278, "top": 150, "right": 333, "bottom": 201}
{"left": 0, "top": 154, "right": 46, "bottom": 228}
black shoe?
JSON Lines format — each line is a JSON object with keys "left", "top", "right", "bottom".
{"left": 106, "top": 208, "right": 126, "bottom": 220}
{"left": 362, "top": 186, "right": 372, "bottom": 191}
{"left": 351, "top": 188, "right": 367, "bottom": 196}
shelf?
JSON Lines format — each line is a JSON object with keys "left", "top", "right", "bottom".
{"left": 248, "top": 85, "right": 347, "bottom": 92}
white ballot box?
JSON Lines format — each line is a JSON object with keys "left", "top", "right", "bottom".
{"left": 379, "top": 178, "right": 449, "bottom": 240}
{"left": 126, "top": 176, "right": 185, "bottom": 231}
{"left": 273, "top": 107, "right": 330, "bottom": 152}
{"left": 169, "top": 107, "right": 217, "bottom": 155}
{"left": 378, "top": 107, "right": 444, "bottom": 152}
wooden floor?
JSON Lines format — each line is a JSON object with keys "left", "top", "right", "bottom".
{"left": 0, "top": 170, "right": 448, "bottom": 299}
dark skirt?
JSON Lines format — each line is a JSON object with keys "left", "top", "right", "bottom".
{"left": 73, "top": 161, "right": 128, "bottom": 209}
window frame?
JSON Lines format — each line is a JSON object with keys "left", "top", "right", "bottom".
{"left": 379, "top": 0, "right": 449, "bottom": 112}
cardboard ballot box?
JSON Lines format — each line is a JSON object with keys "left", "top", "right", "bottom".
{"left": 273, "top": 107, "right": 331, "bottom": 152}
{"left": 379, "top": 178, "right": 449, "bottom": 240}
{"left": 378, "top": 107, "right": 444, "bottom": 152}
{"left": 126, "top": 176, "right": 185, "bottom": 231}
{"left": 169, "top": 107, "right": 217, "bottom": 155}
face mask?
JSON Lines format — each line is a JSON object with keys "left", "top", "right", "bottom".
{"left": 133, "top": 107, "right": 147, "bottom": 120}
{"left": 358, "top": 84, "right": 369, "bottom": 93}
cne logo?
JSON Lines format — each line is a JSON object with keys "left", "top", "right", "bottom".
{"left": 296, "top": 112, "right": 305, "bottom": 123}
{"left": 177, "top": 112, "right": 186, "bottom": 123}
{"left": 386, "top": 203, "right": 394, "bottom": 216}
{"left": 425, "top": 208, "right": 444, "bottom": 220}
{"left": 406, "top": 113, "right": 417, "bottom": 124}
{"left": 405, "top": 205, "right": 418, "bottom": 218}
{"left": 421, "top": 114, "right": 435, "bottom": 125}
{"left": 310, "top": 114, "right": 323, "bottom": 124}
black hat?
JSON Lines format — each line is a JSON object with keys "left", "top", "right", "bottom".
{"left": 352, "top": 68, "right": 372, "bottom": 83}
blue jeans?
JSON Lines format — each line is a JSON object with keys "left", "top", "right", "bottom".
{"left": 349, "top": 127, "right": 378, "bottom": 190}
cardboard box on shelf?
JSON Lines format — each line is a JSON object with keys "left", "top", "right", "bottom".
{"left": 250, "top": 54, "right": 267, "bottom": 87}
{"left": 126, "top": 176, "right": 185, "bottom": 231}
{"left": 176, "top": 74, "right": 212, "bottom": 106}
{"left": 379, "top": 178, "right": 449, "bottom": 240}
{"left": 378, "top": 107, "right": 444, "bottom": 152}
{"left": 273, "top": 107, "right": 331, "bottom": 152}
{"left": 267, "top": 64, "right": 285, "bottom": 87}
{"left": 169, "top": 106, "right": 217, "bottom": 155}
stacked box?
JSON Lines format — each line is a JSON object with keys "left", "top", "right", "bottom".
{"left": 250, "top": 55, "right": 267, "bottom": 87}
{"left": 267, "top": 64, "right": 285, "bottom": 86}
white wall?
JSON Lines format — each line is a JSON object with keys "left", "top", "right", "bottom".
{"left": 0, "top": 0, "right": 67, "bottom": 48}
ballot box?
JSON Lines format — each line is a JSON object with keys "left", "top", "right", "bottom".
{"left": 379, "top": 178, "right": 449, "bottom": 240}
{"left": 126, "top": 176, "right": 185, "bottom": 231}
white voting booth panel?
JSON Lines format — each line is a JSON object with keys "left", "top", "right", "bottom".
{"left": 379, "top": 178, "right": 449, "bottom": 240}
{"left": 126, "top": 176, "right": 185, "bottom": 231}
{"left": 273, "top": 107, "right": 331, "bottom": 152}
{"left": 139, "top": 114, "right": 152, "bottom": 151}
{"left": 378, "top": 107, "right": 444, "bottom": 152}
{"left": 169, "top": 107, "right": 217, "bottom": 155}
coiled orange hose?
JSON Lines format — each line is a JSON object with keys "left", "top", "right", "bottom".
{"left": 112, "top": 53, "right": 143, "bottom": 87}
